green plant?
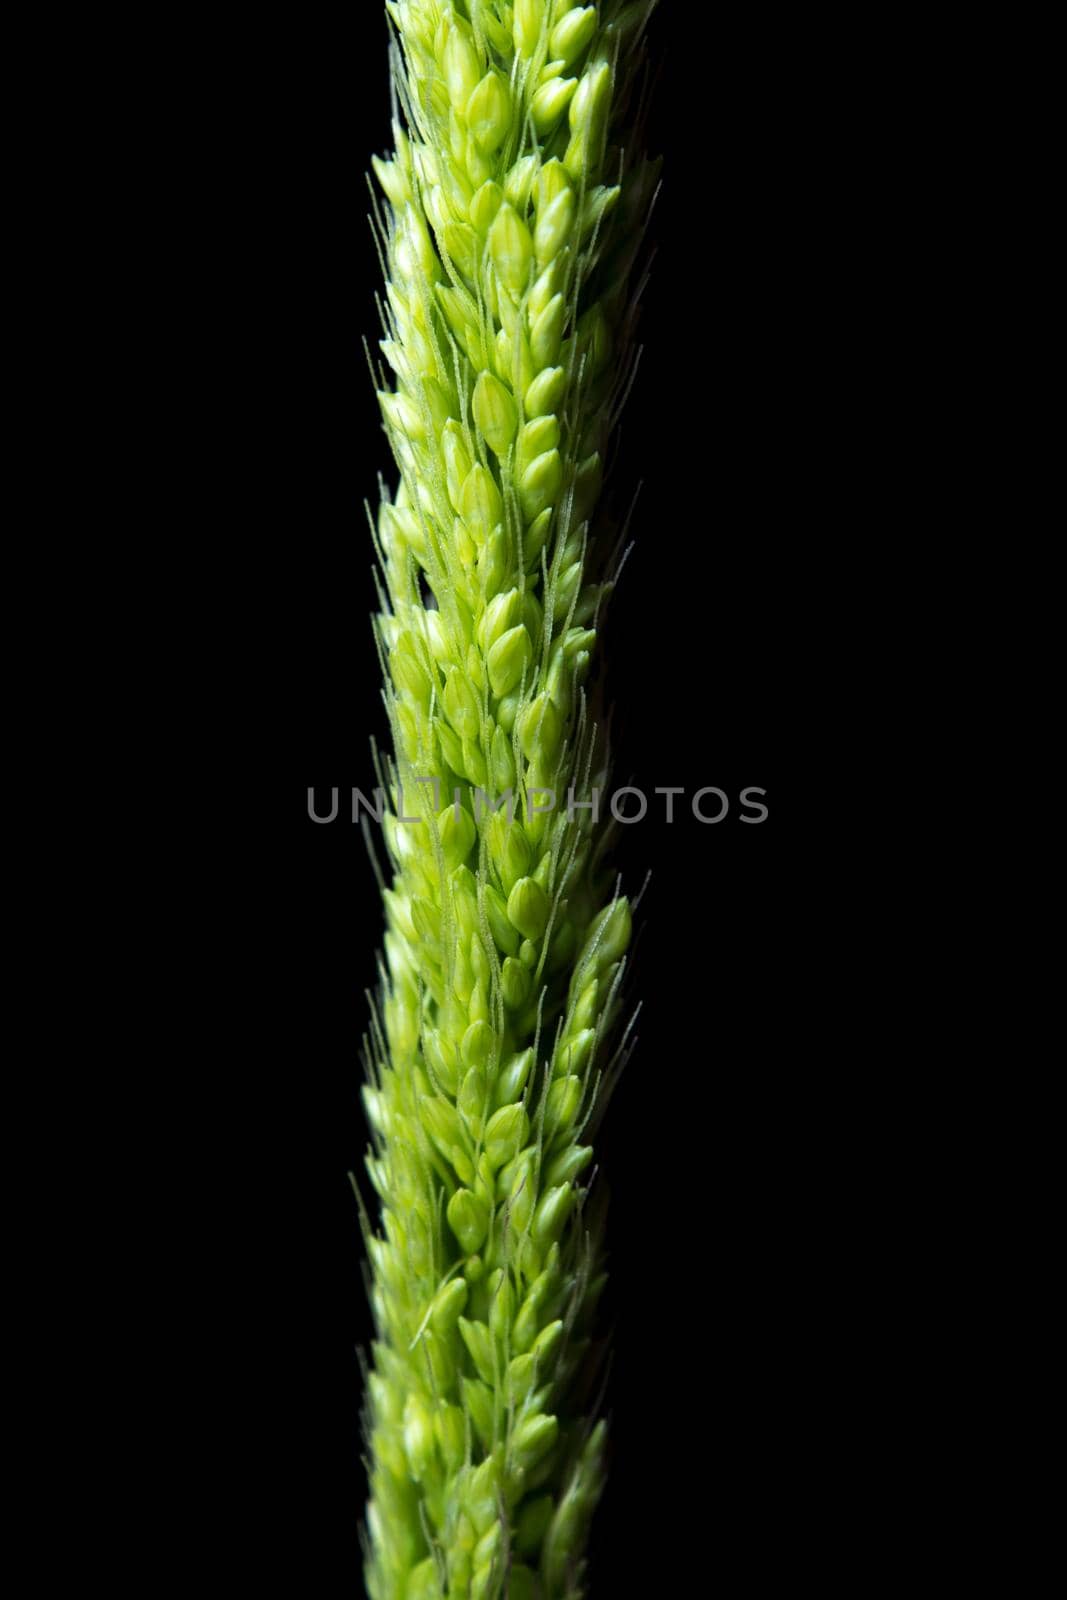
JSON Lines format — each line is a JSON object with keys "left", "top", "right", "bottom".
{"left": 361, "top": 4, "right": 658, "bottom": 1595}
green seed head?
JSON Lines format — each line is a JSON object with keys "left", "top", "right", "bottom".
{"left": 363, "top": 2, "right": 660, "bottom": 1594}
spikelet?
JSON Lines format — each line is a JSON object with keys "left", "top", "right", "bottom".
{"left": 362, "top": 5, "right": 659, "bottom": 1595}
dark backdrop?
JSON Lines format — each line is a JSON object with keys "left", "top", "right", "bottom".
{"left": 237, "top": 8, "right": 855, "bottom": 1592}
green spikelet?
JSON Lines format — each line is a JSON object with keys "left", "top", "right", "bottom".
{"left": 362, "top": 4, "right": 659, "bottom": 1595}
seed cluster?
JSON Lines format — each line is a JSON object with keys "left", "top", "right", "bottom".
{"left": 363, "top": 5, "right": 658, "bottom": 1596}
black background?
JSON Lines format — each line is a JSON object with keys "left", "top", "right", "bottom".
{"left": 236, "top": 8, "right": 858, "bottom": 1593}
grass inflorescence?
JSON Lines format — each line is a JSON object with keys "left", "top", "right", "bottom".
{"left": 361, "top": 5, "right": 659, "bottom": 1595}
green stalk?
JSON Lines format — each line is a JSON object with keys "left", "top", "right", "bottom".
{"left": 361, "top": 5, "right": 658, "bottom": 1595}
